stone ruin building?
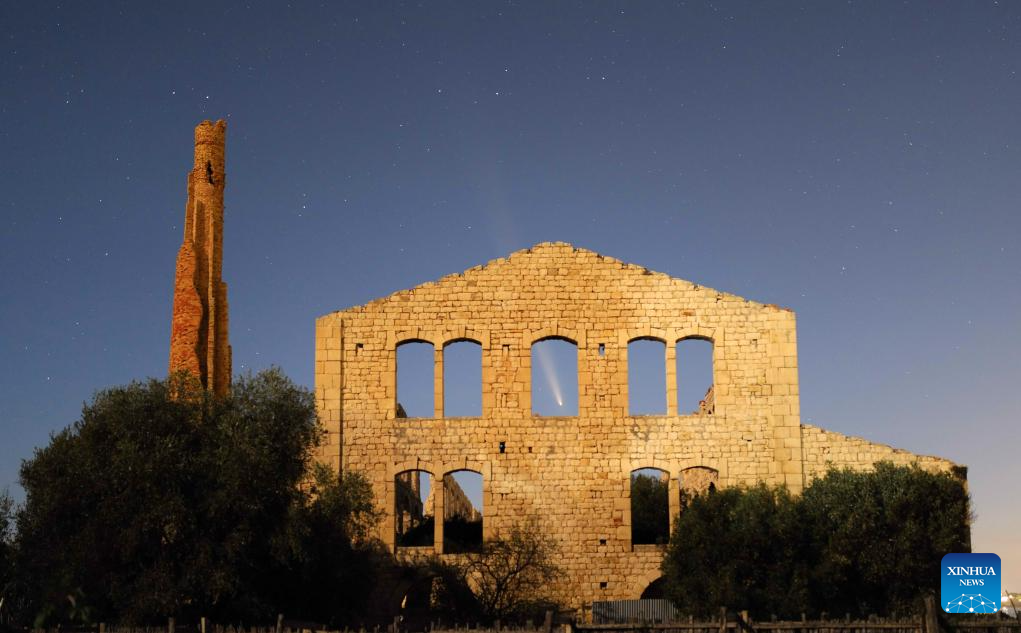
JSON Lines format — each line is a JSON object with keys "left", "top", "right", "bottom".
{"left": 164, "top": 121, "right": 963, "bottom": 615}
{"left": 313, "top": 241, "right": 963, "bottom": 612}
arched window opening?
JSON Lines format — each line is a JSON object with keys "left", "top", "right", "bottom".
{"left": 676, "top": 338, "right": 714, "bottom": 414}
{"left": 531, "top": 337, "right": 578, "bottom": 416}
{"left": 444, "top": 340, "right": 482, "bottom": 417}
{"left": 397, "top": 340, "right": 434, "bottom": 418}
{"left": 679, "top": 466, "right": 719, "bottom": 512}
{"left": 628, "top": 338, "right": 666, "bottom": 415}
{"left": 395, "top": 470, "right": 434, "bottom": 547}
{"left": 631, "top": 468, "right": 670, "bottom": 545}
{"left": 442, "top": 470, "right": 483, "bottom": 553}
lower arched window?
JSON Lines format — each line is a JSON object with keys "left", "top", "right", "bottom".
{"left": 395, "top": 469, "right": 434, "bottom": 546}
{"left": 679, "top": 466, "right": 719, "bottom": 511}
{"left": 631, "top": 468, "right": 670, "bottom": 545}
{"left": 442, "top": 470, "right": 483, "bottom": 552}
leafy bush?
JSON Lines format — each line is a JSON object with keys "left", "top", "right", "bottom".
{"left": 662, "top": 463, "right": 970, "bottom": 618}
{"left": 663, "top": 484, "right": 809, "bottom": 617}
{"left": 14, "top": 369, "right": 383, "bottom": 626}
{"left": 410, "top": 519, "right": 564, "bottom": 625}
{"left": 802, "top": 462, "right": 971, "bottom": 616}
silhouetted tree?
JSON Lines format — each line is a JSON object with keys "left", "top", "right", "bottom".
{"left": 417, "top": 519, "right": 564, "bottom": 624}
{"left": 661, "top": 463, "right": 971, "bottom": 618}
{"left": 444, "top": 515, "right": 483, "bottom": 553}
{"left": 271, "top": 463, "right": 387, "bottom": 626}
{"left": 663, "top": 483, "right": 809, "bottom": 618}
{"left": 802, "top": 463, "right": 971, "bottom": 616}
{"left": 15, "top": 369, "right": 383, "bottom": 626}
{"left": 0, "top": 490, "right": 19, "bottom": 631}
{"left": 464, "top": 519, "right": 564, "bottom": 622}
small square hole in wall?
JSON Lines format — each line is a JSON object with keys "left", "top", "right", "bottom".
{"left": 598, "top": 343, "right": 605, "bottom": 357}
{"left": 499, "top": 441, "right": 506, "bottom": 454}
{"left": 599, "top": 581, "right": 608, "bottom": 589}
{"left": 502, "top": 344, "right": 510, "bottom": 355}
{"left": 599, "top": 538, "right": 607, "bottom": 546}
{"left": 528, "top": 446, "right": 533, "bottom": 453}
{"left": 355, "top": 343, "right": 363, "bottom": 354}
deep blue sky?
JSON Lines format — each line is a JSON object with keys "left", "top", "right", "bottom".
{"left": 1, "top": 2, "right": 1019, "bottom": 588}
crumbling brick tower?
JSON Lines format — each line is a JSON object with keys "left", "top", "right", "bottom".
{"left": 169, "top": 120, "right": 232, "bottom": 396}
{"left": 314, "top": 242, "right": 960, "bottom": 613}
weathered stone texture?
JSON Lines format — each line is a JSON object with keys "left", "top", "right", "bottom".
{"left": 169, "top": 120, "right": 232, "bottom": 396}
{"left": 800, "top": 424, "right": 955, "bottom": 479}
{"left": 680, "top": 465, "right": 719, "bottom": 497}
{"left": 313, "top": 241, "right": 960, "bottom": 613}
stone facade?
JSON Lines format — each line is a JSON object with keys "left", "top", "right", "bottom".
{"left": 169, "top": 120, "right": 231, "bottom": 396}
{"left": 313, "top": 241, "right": 960, "bottom": 612}
{"left": 800, "top": 424, "right": 962, "bottom": 479}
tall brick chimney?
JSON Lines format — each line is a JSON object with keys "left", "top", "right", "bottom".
{"left": 168, "top": 120, "right": 231, "bottom": 396}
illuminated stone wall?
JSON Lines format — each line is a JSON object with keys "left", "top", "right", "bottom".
{"left": 314, "top": 241, "right": 959, "bottom": 613}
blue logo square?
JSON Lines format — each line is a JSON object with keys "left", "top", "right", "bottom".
{"left": 941, "top": 553, "right": 1001, "bottom": 614}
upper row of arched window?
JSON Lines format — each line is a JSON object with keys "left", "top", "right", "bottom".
{"left": 396, "top": 337, "right": 713, "bottom": 418}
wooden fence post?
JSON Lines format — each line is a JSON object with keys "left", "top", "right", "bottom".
{"left": 201, "top": 616, "right": 207, "bottom": 633}
{"left": 720, "top": 607, "right": 728, "bottom": 633}
{"left": 276, "top": 614, "right": 283, "bottom": 633}
{"left": 169, "top": 617, "right": 176, "bottom": 633}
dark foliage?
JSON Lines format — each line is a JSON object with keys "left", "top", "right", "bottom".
{"left": 403, "top": 558, "right": 484, "bottom": 628}
{"left": 802, "top": 462, "right": 972, "bottom": 616}
{"left": 663, "top": 484, "right": 809, "bottom": 618}
{"left": 443, "top": 516, "right": 483, "bottom": 553}
{"left": 14, "top": 370, "right": 383, "bottom": 627}
{"left": 397, "top": 516, "right": 435, "bottom": 547}
{"left": 662, "top": 463, "right": 971, "bottom": 618}
{"left": 270, "top": 464, "right": 387, "bottom": 626}
{"left": 409, "top": 519, "right": 563, "bottom": 625}
{"left": 631, "top": 473, "right": 670, "bottom": 545}
{"left": 461, "top": 520, "right": 564, "bottom": 622}
{"left": 0, "top": 491, "right": 19, "bottom": 632}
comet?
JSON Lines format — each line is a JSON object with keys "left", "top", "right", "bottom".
{"left": 534, "top": 343, "right": 564, "bottom": 407}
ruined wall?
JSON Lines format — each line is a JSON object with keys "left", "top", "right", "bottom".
{"left": 313, "top": 241, "right": 957, "bottom": 613}
{"left": 424, "top": 475, "right": 481, "bottom": 522}
{"left": 800, "top": 424, "right": 958, "bottom": 480}
{"left": 169, "top": 120, "right": 231, "bottom": 396}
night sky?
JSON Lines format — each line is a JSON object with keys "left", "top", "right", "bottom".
{"left": 2, "top": 2, "right": 1019, "bottom": 589}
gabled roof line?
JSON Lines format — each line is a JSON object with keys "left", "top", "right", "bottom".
{"left": 320, "top": 241, "right": 794, "bottom": 317}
